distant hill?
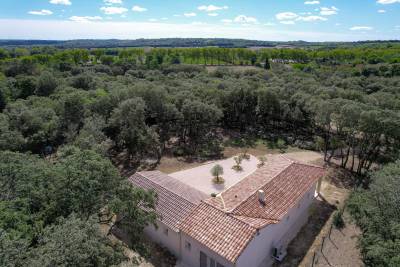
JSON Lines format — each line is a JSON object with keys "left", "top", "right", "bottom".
{"left": 0, "top": 38, "right": 399, "bottom": 49}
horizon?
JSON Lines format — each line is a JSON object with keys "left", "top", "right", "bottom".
{"left": 1, "top": 37, "right": 400, "bottom": 43}
{"left": 0, "top": 0, "right": 400, "bottom": 42}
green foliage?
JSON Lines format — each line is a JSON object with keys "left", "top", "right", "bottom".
{"left": 276, "top": 138, "right": 287, "bottom": 153}
{"left": 71, "top": 73, "right": 95, "bottom": 90}
{"left": 4, "top": 97, "right": 59, "bottom": 152}
{"left": 211, "top": 164, "right": 224, "bottom": 184}
{"left": 232, "top": 156, "right": 243, "bottom": 171}
{"left": 35, "top": 71, "right": 58, "bottom": 96}
{"left": 180, "top": 99, "right": 222, "bottom": 156}
{"left": 332, "top": 210, "right": 345, "bottom": 229}
{"left": 26, "top": 214, "right": 127, "bottom": 267}
{"left": 0, "top": 149, "right": 157, "bottom": 266}
{"left": 111, "top": 97, "right": 159, "bottom": 162}
{"left": 257, "top": 156, "right": 267, "bottom": 168}
{"left": 347, "top": 161, "right": 400, "bottom": 266}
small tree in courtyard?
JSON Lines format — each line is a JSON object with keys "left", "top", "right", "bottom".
{"left": 232, "top": 156, "right": 243, "bottom": 171}
{"left": 211, "top": 164, "right": 224, "bottom": 184}
{"left": 240, "top": 148, "right": 250, "bottom": 160}
{"left": 257, "top": 156, "right": 267, "bottom": 168}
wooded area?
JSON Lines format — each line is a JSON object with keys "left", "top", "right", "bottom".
{"left": 0, "top": 42, "right": 399, "bottom": 266}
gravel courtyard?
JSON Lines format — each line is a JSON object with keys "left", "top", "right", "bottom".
{"left": 169, "top": 154, "right": 260, "bottom": 195}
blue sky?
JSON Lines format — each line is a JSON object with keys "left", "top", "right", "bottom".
{"left": 0, "top": 0, "right": 399, "bottom": 41}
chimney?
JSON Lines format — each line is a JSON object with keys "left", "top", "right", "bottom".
{"left": 258, "top": 190, "right": 266, "bottom": 205}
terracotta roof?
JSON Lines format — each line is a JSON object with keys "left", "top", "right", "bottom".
{"left": 138, "top": 171, "right": 207, "bottom": 204}
{"left": 128, "top": 171, "right": 208, "bottom": 231}
{"left": 231, "top": 163, "right": 326, "bottom": 227}
{"left": 179, "top": 203, "right": 258, "bottom": 263}
{"left": 204, "top": 155, "right": 293, "bottom": 211}
{"left": 180, "top": 156, "right": 326, "bottom": 263}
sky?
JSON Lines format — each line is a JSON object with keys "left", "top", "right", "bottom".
{"left": 0, "top": 0, "right": 399, "bottom": 41}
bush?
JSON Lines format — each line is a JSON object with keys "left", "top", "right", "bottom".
{"left": 35, "top": 71, "right": 58, "bottom": 96}
{"left": 332, "top": 210, "right": 345, "bottom": 229}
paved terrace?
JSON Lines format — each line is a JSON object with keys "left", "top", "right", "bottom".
{"left": 169, "top": 155, "right": 260, "bottom": 195}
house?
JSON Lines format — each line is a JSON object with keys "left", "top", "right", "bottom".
{"left": 128, "top": 154, "right": 325, "bottom": 267}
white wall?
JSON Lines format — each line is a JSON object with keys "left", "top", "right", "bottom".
{"left": 180, "top": 232, "right": 234, "bottom": 267}
{"left": 144, "top": 220, "right": 181, "bottom": 257}
{"left": 235, "top": 183, "right": 317, "bottom": 267}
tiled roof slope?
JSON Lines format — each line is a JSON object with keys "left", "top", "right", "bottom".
{"left": 138, "top": 171, "right": 207, "bottom": 204}
{"left": 204, "top": 155, "right": 293, "bottom": 211}
{"left": 231, "top": 163, "right": 326, "bottom": 227}
{"left": 180, "top": 156, "right": 325, "bottom": 263}
{"left": 179, "top": 203, "right": 258, "bottom": 263}
{"left": 128, "top": 171, "right": 208, "bottom": 231}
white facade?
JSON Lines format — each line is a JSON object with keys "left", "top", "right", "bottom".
{"left": 144, "top": 183, "right": 317, "bottom": 267}
{"left": 144, "top": 221, "right": 181, "bottom": 257}
{"left": 236, "top": 184, "right": 316, "bottom": 267}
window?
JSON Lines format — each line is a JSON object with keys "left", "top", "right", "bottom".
{"left": 209, "top": 258, "right": 216, "bottom": 267}
{"left": 163, "top": 228, "right": 168, "bottom": 236}
{"left": 185, "top": 241, "right": 191, "bottom": 251}
{"left": 200, "top": 251, "right": 224, "bottom": 267}
{"left": 200, "top": 251, "right": 207, "bottom": 267}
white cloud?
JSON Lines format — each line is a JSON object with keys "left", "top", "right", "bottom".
{"left": 378, "top": 9, "right": 387, "bottom": 13}
{"left": 276, "top": 12, "right": 327, "bottom": 24}
{"left": 208, "top": 13, "right": 218, "bottom": 17}
{"left": 320, "top": 6, "right": 339, "bottom": 16}
{"left": 377, "top": 0, "right": 400, "bottom": 4}
{"left": 304, "top": 1, "right": 320, "bottom": 5}
{"left": 132, "top": 5, "right": 147, "bottom": 12}
{"left": 276, "top": 12, "right": 298, "bottom": 20}
{"left": 184, "top": 12, "right": 197, "bottom": 17}
{"left": 49, "top": 0, "right": 71, "bottom": 5}
{"left": 350, "top": 26, "right": 373, "bottom": 31}
{"left": 28, "top": 10, "right": 53, "bottom": 16}
{"left": 264, "top": 22, "right": 275, "bottom": 26}
{"left": 104, "top": 0, "right": 122, "bottom": 5}
{"left": 234, "top": 15, "right": 258, "bottom": 24}
{"left": 221, "top": 19, "right": 232, "bottom": 23}
{"left": 198, "top": 5, "right": 228, "bottom": 12}
{"left": 297, "top": 15, "right": 327, "bottom": 21}
{"left": 69, "top": 16, "right": 102, "bottom": 22}
{"left": 148, "top": 18, "right": 158, "bottom": 22}
{"left": 100, "top": 6, "right": 128, "bottom": 15}
{"left": 280, "top": 20, "right": 295, "bottom": 25}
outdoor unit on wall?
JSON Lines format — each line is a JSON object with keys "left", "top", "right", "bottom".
{"left": 272, "top": 246, "right": 287, "bottom": 262}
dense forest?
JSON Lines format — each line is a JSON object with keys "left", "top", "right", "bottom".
{"left": 0, "top": 43, "right": 399, "bottom": 265}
